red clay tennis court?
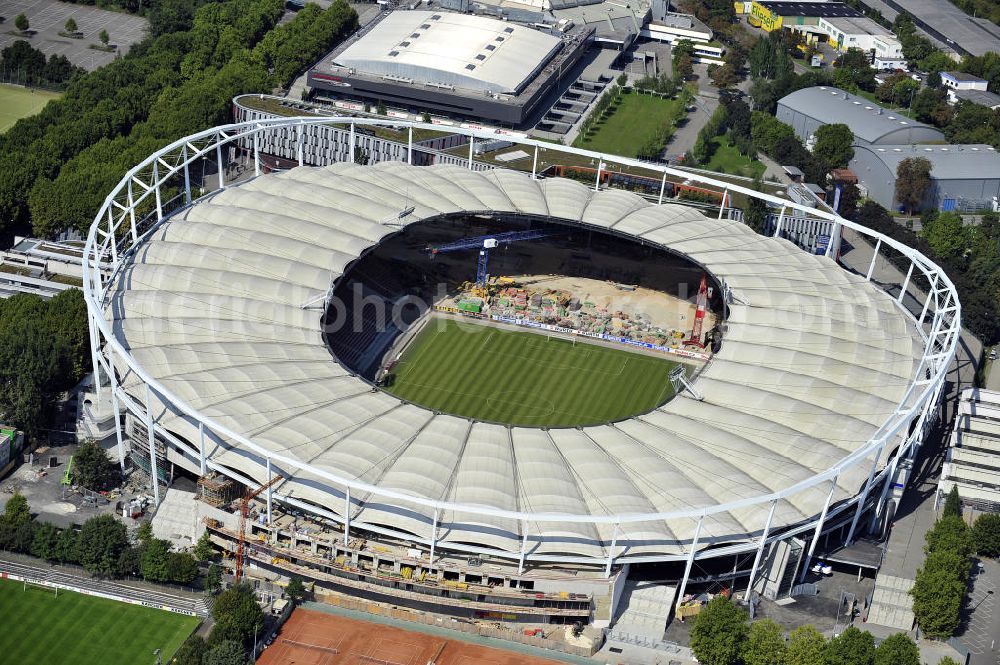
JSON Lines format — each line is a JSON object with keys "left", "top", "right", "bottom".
{"left": 256, "top": 608, "right": 569, "bottom": 665}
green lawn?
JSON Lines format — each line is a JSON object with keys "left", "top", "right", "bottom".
{"left": 0, "top": 578, "right": 199, "bottom": 665}
{"left": 573, "top": 91, "right": 686, "bottom": 158}
{"left": 385, "top": 318, "right": 682, "bottom": 427}
{"left": 0, "top": 85, "right": 61, "bottom": 133}
{"left": 702, "top": 137, "right": 766, "bottom": 179}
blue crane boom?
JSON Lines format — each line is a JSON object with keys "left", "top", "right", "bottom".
{"left": 427, "top": 228, "right": 561, "bottom": 287}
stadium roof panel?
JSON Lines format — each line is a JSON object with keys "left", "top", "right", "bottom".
{"left": 331, "top": 11, "right": 563, "bottom": 94}
{"left": 106, "top": 162, "right": 924, "bottom": 559}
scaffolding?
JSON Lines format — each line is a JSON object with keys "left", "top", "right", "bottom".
{"left": 198, "top": 472, "right": 240, "bottom": 506}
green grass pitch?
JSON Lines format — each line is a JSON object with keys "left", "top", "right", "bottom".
{"left": 385, "top": 317, "right": 683, "bottom": 427}
{"left": 0, "top": 85, "right": 62, "bottom": 133}
{"left": 0, "top": 578, "right": 199, "bottom": 665}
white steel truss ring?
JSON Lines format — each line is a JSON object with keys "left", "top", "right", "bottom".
{"left": 83, "top": 117, "right": 961, "bottom": 568}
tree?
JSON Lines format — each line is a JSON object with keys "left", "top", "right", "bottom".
{"left": 673, "top": 40, "right": 695, "bottom": 80}
{"left": 922, "top": 212, "right": 968, "bottom": 263}
{"left": 973, "top": 513, "right": 1000, "bottom": 557}
{"left": 421, "top": 111, "right": 431, "bottom": 123}
{"left": 173, "top": 635, "right": 208, "bottom": 665}
{"left": 55, "top": 526, "right": 79, "bottom": 563}
{"left": 14, "top": 14, "right": 29, "bottom": 32}
{"left": 206, "top": 562, "right": 223, "bottom": 594}
{"left": 203, "top": 640, "right": 249, "bottom": 665}
{"left": 99, "top": 29, "right": 109, "bottom": 46}
{"left": 30, "top": 522, "right": 60, "bottom": 561}
{"left": 938, "top": 658, "right": 961, "bottom": 665}
{"left": 136, "top": 519, "right": 153, "bottom": 544}
{"left": 212, "top": 583, "right": 264, "bottom": 643}
{"left": 194, "top": 530, "right": 215, "bottom": 561}
{"left": 1, "top": 492, "right": 32, "bottom": 528}
{"left": 73, "top": 440, "right": 119, "bottom": 491}
{"left": 873, "top": 633, "right": 919, "bottom": 665}
{"left": 895, "top": 157, "right": 932, "bottom": 214}
{"left": 376, "top": 100, "right": 386, "bottom": 115}
{"left": 286, "top": 576, "right": 306, "bottom": 603}
{"left": 912, "top": 87, "right": 951, "bottom": 125}
{"left": 77, "top": 514, "right": 129, "bottom": 577}
{"left": 743, "top": 619, "right": 787, "bottom": 665}
{"left": 142, "top": 537, "right": 171, "bottom": 582}
{"left": 64, "top": 17, "right": 77, "bottom": 34}
{"left": 166, "top": 552, "right": 199, "bottom": 585}
{"left": 911, "top": 549, "right": 967, "bottom": 638}
{"left": 813, "top": 123, "right": 854, "bottom": 169}
{"left": 928, "top": 512, "right": 973, "bottom": 554}
{"left": 833, "top": 48, "right": 875, "bottom": 91}
{"left": 116, "top": 545, "right": 143, "bottom": 577}
{"left": 690, "top": 596, "right": 749, "bottom": 665}
{"left": 823, "top": 626, "right": 875, "bottom": 665}
{"left": 744, "top": 175, "right": 769, "bottom": 233}
{"left": 942, "top": 485, "right": 962, "bottom": 518}
{"left": 787, "top": 625, "right": 826, "bottom": 665}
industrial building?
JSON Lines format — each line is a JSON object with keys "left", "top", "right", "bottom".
{"left": 740, "top": 1, "right": 863, "bottom": 32}
{"left": 814, "top": 15, "right": 903, "bottom": 67}
{"left": 941, "top": 71, "right": 989, "bottom": 92}
{"left": 948, "top": 88, "right": 1000, "bottom": 109}
{"left": 938, "top": 388, "right": 1000, "bottom": 514}
{"left": 850, "top": 143, "right": 1000, "bottom": 212}
{"left": 776, "top": 87, "right": 946, "bottom": 146}
{"left": 307, "top": 11, "right": 592, "bottom": 127}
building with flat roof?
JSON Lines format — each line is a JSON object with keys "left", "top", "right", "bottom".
{"left": 745, "top": 1, "right": 861, "bottom": 31}
{"left": 307, "top": 11, "right": 591, "bottom": 127}
{"left": 850, "top": 143, "right": 1000, "bottom": 211}
{"left": 815, "top": 15, "right": 903, "bottom": 64}
{"left": 941, "top": 71, "right": 989, "bottom": 91}
{"left": 949, "top": 88, "right": 1000, "bottom": 109}
{"left": 776, "top": 86, "right": 946, "bottom": 146}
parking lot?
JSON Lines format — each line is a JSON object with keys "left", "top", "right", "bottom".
{"left": 0, "top": 0, "right": 147, "bottom": 70}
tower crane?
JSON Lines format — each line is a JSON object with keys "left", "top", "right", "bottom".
{"left": 234, "top": 474, "right": 282, "bottom": 583}
{"left": 427, "top": 228, "right": 562, "bottom": 288}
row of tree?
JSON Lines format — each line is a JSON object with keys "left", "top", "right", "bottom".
{"left": 0, "top": 491, "right": 206, "bottom": 585}
{"left": 689, "top": 594, "right": 951, "bottom": 665}
{"left": 911, "top": 487, "right": 999, "bottom": 638}
{"left": 0, "top": 40, "right": 84, "bottom": 89}
{"left": 0, "top": 0, "right": 357, "bottom": 240}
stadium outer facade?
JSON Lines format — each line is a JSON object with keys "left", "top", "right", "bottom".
{"left": 83, "top": 117, "right": 959, "bottom": 625}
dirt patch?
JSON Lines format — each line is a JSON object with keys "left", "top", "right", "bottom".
{"left": 257, "top": 608, "right": 569, "bottom": 665}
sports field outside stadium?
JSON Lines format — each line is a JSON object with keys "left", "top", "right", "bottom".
{"left": 0, "top": 85, "right": 61, "bottom": 133}
{"left": 384, "top": 317, "right": 684, "bottom": 427}
{"left": 0, "top": 578, "right": 198, "bottom": 665}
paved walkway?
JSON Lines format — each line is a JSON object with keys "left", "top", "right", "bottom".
{"left": 962, "top": 558, "right": 1000, "bottom": 665}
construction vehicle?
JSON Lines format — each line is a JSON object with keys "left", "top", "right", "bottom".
{"left": 61, "top": 456, "right": 74, "bottom": 486}
{"left": 427, "top": 228, "right": 562, "bottom": 288}
{"left": 235, "top": 474, "right": 282, "bottom": 583}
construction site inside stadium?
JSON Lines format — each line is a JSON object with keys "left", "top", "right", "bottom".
{"left": 82, "top": 116, "right": 959, "bottom": 652}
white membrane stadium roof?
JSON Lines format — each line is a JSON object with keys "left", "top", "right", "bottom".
{"left": 331, "top": 11, "right": 562, "bottom": 94}
{"left": 106, "top": 162, "right": 923, "bottom": 559}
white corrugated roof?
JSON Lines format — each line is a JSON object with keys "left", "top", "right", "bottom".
{"left": 332, "top": 11, "right": 562, "bottom": 94}
{"left": 106, "top": 162, "right": 923, "bottom": 559}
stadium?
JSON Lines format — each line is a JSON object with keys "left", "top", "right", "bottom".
{"left": 84, "top": 117, "right": 958, "bottom": 631}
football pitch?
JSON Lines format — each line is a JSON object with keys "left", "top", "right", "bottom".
{"left": 0, "top": 578, "right": 199, "bottom": 665}
{"left": 385, "top": 317, "right": 683, "bottom": 427}
{"left": 0, "top": 85, "right": 61, "bottom": 133}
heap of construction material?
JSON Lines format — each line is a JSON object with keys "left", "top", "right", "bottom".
{"left": 463, "top": 282, "right": 687, "bottom": 349}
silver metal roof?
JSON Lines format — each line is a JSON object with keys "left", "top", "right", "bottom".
{"left": 777, "top": 87, "right": 945, "bottom": 145}
{"left": 856, "top": 143, "right": 1000, "bottom": 180}
{"left": 331, "top": 11, "right": 562, "bottom": 94}
{"left": 105, "top": 162, "right": 923, "bottom": 559}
